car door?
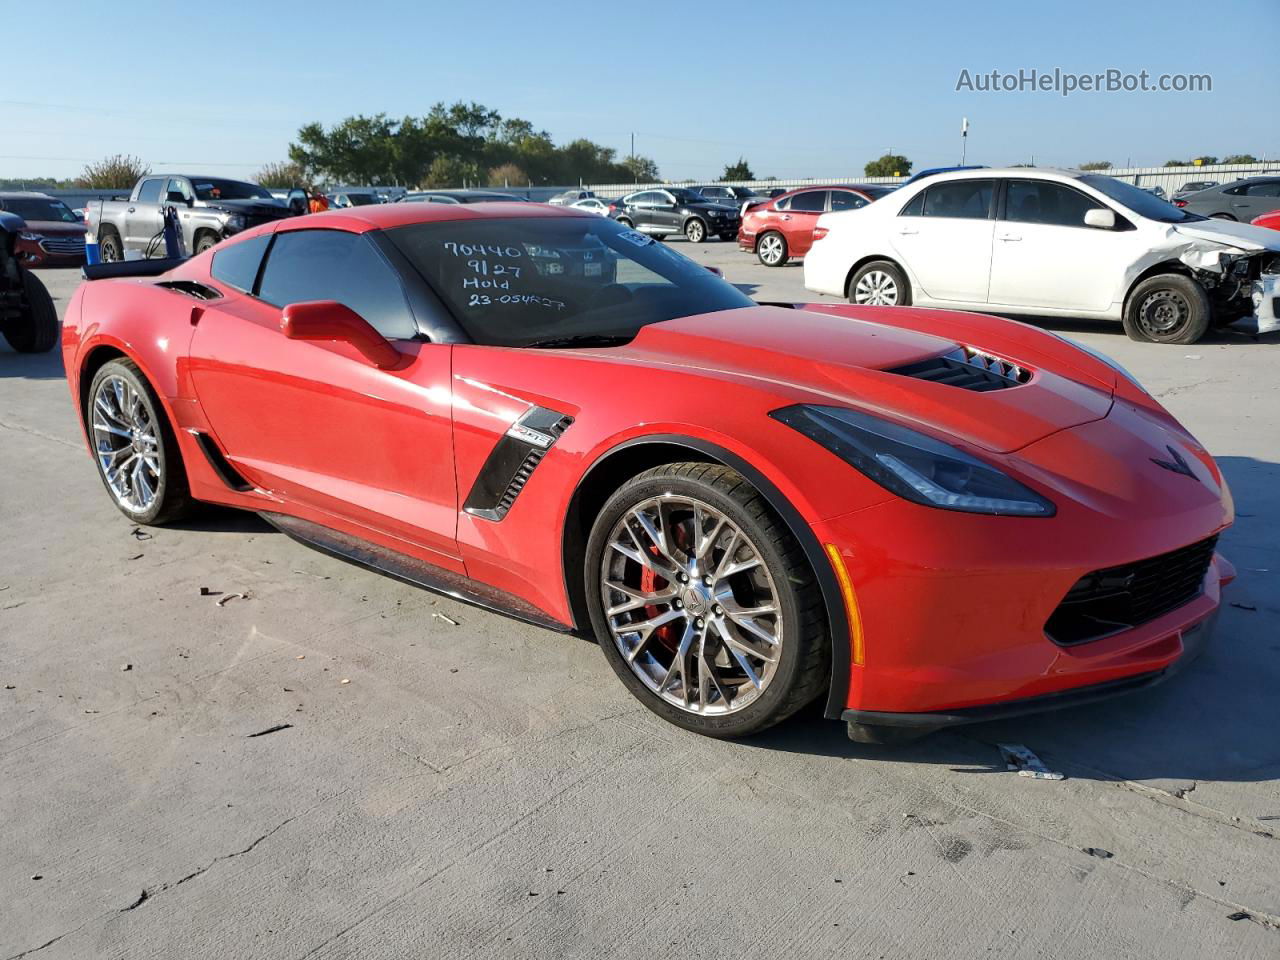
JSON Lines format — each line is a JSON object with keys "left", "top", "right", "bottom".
{"left": 780, "top": 190, "right": 827, "bottom": 256}
{"left": 187, "top": 226, "right": 463, "bottom": 569}
{"left": 889, "top": 179, "right": 996, "bottom": 303}
{"left": 987, "top": 179, "right": 1134, "bottom": 312}
{"left": 1235, "top": 180, "right": 1280, "bottom": 220}
{"left": 125, "top": 177, "right": 166, "bottom": 254}
{"left": 653, "top": 191, "right": 683, "bottom": 233}
{"left": 623, "top": 192, "right": 657, "bottom": 231}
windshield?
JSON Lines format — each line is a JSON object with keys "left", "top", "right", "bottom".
{"left": 343, "top": 193, "right": 379, "bottom": 206}
{"left": 0, "top": 197, "right": 79, "bottom": 223}
{"left": 192, "top": 179, "right": 274, "bottom": 201}
{"left": 386, "top": 216, "right": 753, "bottom": 347}
{"left": 1079, "top": 175, "right": 1203, "bottom": 223}
{"left": 862, "top": 186, "right": 894, "bottom": 200}
{"left": 667, "top": 188, "right": 702, "bottom": 204}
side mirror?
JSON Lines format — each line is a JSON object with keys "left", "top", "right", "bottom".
{"left": 1084, "top": 208, "right": 1116, "bottom": 229}
{"left": 705, "top": 265, "right": 724, "bottom": 277}
{"left": 280, "top": 301, "right": 401, "bottom": 369}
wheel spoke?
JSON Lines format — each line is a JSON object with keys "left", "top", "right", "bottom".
{"left": 711, "top": 619, "right": 766, "bottom": 687}
{"left": 657, "top": 620, "right": 697, "bottom": 706}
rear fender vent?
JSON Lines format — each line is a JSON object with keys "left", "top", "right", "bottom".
{"left": 890, "top": 347, "right": 1030, "bottom": 391}
{"left": 156, "top": 280, "right": 222, "bottom": 301}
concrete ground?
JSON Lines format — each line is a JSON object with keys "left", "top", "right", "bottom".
{"left": 2, "top": 250, "right": 1278, "bottom": 960}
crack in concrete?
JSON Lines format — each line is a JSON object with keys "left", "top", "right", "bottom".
{"left": 0, "top": 417, "right": 80, "bottom": 451}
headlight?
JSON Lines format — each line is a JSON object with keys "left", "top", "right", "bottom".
{"left": 225, "top": 214, "right": 246, "bottom": 231}
{"left": 771, "top": 405, "right": 1055, "bottom": 517}
{"left": 18, "top": 231, "right": 42, "bottom": 241}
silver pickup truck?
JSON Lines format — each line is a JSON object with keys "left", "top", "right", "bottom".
{"left": 85, "top": 174, "right": 298, "bottom": 260}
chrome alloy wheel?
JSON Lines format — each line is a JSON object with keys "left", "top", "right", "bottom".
{"left": 758, "top": 233, "right": 785, "bottom": 265}
{"left": 853, "top": 269, "right": 898, "bottom": 305}
{"left": 600, "top": 495, "right": 782, "bottom": 715}
{"left": 91, "top": 374, "right": 161, "bottom": 513}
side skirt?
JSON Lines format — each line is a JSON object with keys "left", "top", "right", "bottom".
{"left": 260, "top": 511, "right": 574, "bottom": 635}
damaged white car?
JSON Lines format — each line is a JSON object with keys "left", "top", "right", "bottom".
{"left": 803, "top": 168, "right": 1280, "bottom": 344}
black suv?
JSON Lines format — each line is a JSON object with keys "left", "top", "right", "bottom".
{"left": 1, "top": 210, "right": 58, "bottom": 352}
{"left": 692, "top": 184, "right": 765, "bottom": 212}
{"left": 610, "top": 187, "right": 740, "bottom": 243}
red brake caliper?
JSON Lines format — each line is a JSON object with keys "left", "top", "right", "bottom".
{"left": 641, "top": 543, "right": 680, "bottom": 652}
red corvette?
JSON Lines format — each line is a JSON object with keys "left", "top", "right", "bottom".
{"left": 63, "top": 203, "right": 1234, "bottom": 742}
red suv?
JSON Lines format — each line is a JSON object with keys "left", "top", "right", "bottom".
{"left": 738, "top": 185, "right": 893, "bottom": 266}
{"left": 0, "top": 192, "right": 87, "bottom": 266}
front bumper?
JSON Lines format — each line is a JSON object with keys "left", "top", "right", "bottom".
{"left": 1230, "top": 273, "right": 1280, "bottom": 336}
{"left": 842, "top": 608, "right": 1218, "bottom": 731}
{"left": 16, "top": 236, "right": 86, "bottom": 267}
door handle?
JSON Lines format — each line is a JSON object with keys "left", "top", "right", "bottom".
{"left": 998, "top": 233, "right": 1022, "bottom": 242}
{"left": 781, "top": 215, "right": 791, "bottom": 221}
{"left": 897, "top": 227, "right": 918, "bottom": 235}
{"left": 127, "top": 207, "right": 135, "bottom": 213}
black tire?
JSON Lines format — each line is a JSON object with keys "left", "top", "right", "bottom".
{"left": 86, "top": 358, "right": 194, "bottom": 525}
{"left": 756, "top": 231, "right": 788, "bottom": 267}
{"left": 3, "top": 271, "right": 59, "bottom": 353}
{"left": 848, "top": 260, "right": 912, "bottom": 306}
{"left": 98, "top": 227, "right": 124, "bottom": 262}
{"left": 1209, "top": 213, "right": 1237, "bottom": 221}
{"left": 193, "top": 231, "right": 219, "bottom": 255}
{"left": 652, "top": 234, "right": 668, "bottom": 241}
{"left": 616, "top": 217, "right": 634, "bottom": 229}
{"left": 1122, "top": 274, "right": 1210, "bottom": 344}
{"left": 584, "top": 463, "right": 829, "bottom": 738}
{"left": 684, "top": 218, "right": 707, "bottom": 243}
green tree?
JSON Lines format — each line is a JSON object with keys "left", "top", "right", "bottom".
{"left": 621, "top": 154, "right": 660, "bottom": 182}
{"left": 77, "top": 154, "right": 149, "bottom": 188}
{"left": 487, "top": 162, "right": 527, "bottom": 187}
{"left": 721, "top": 157, "right": 754, "bottom": 181}
{"left": 1164, "top": 159, "right": 1189, "bottom": 167}
{"left": 1223, "top": 154, "right": 1258, "bottom": 165}
{"left": 424, "top": 154, "right": 481, "bottom": 188}
{"left": 1078, "top": 161, "right": 1112, "bottom": 171}
{"left": 864, "top": 154, "right": 912, "bottom": 177}
{"left": 254, "top": 161, "right": 308, "bottom": 188}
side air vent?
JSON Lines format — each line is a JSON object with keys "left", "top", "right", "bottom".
{"left": 464, "top": 406, "right": 574, "bottom": 521}
{"left": 890, "top": 347, "right": 1030, "bottom": 391}
{"left": 156, "top": 280, "right": 222, "bottom": 301}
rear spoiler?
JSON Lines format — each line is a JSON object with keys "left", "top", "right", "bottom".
{"left": 82, "top": 257, "right": 186, "bottom": 281}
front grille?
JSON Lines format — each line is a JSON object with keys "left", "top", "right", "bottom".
{"left": 1046, "top": 535, "right": 1218, "bottom": 646}
{"left": 40, "top": 236, "right": 86, "bottom": 255}
{"left": 890, "top": 347, "right": 1030, "bottom": 391}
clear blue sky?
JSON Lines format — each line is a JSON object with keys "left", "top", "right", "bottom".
{"left": 3, "top": 0, "right": 1276, "bottom": 183}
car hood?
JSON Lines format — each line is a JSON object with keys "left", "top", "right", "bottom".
{"left": 20, "top": 220, "right": 86, "bottom": 236}
{"left": 610, "top": 305, "right": 1114, "bottom": 454}
{"left": 1170, "top": 218, "right": 1280, "bottom": 252}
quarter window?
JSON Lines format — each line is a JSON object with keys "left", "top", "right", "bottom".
{"left": 898, "top": 191, "right": 925, "bottom": 216}
{"left": 1005, "top": 180, "right": 1103, "bottom": 227}
{"left": 210, "top": 234, "right": 270, "bottom": 293}
{"left": 920, "top": 180, "right": 995, "bottom": 219}
{"left": 1245, "top": 181, "right": 1280, "bottom": 197}
{"left": 257, "top": 230, "right": 417, "bottom": 339}
{"left": 789, "top": 191, "right": 828, "bottom": 212}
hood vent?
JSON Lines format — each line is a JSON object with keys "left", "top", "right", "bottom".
{"left": 889, "top": 347, "right": 1029, "bottom": 392}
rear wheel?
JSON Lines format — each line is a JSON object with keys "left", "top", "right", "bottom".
{"left": 1122, "top": 274, "right": 1210, "bottom": 344}
{"left": 585, "top": 463, "right": 829, "bottom": 738}
{"left": 2, "top": 271, "right": 59, "bottom": 353}
{"left": 86, "top": 359, "right": 194, "bottom": 525}
{"left": 685, "top": 218, "right": 706, "bottom": 243}
{"left": 849, "top": 260, "right": 911, "bottom": 306}
{"left": 756, "top": 231, "right": 788, "bottom": 267}
{"left": 98, "top": 227, "right": 124, "bottom": 262}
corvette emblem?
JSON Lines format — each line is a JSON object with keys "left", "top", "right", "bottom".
{"left": 1151, "top": 445, "right": 1197, "bottom": 480}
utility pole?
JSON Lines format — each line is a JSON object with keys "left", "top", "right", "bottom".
{"left": 630, "top": 132, "right": 635, "bottom": 159}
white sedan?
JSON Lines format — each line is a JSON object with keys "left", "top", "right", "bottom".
{"left": 569, "top": 198, "right": 611, "bottom": 216}
{"left": 804, "top": 168, "right": 1280, "bottom": 343}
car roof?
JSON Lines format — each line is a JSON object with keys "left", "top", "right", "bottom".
{"left": 273, "top": 200, "right": 590, "bottom": 234}
{"left": 0, "top": 190, "right": 57, "bottom": 199}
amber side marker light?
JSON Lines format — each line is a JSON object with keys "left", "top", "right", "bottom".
{"left": 823, "top": 543, "right": 865, "bottom": 666}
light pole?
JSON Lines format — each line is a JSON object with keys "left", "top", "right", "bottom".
{"left": 960, "top": 117, "right": 969, "bottom": 165}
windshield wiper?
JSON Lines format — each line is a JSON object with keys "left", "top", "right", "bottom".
{"left": 525, "top": 334, "right": 633, "bottom": 349}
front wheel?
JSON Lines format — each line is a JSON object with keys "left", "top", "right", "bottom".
{"left": 193, "top": 232, "right": 219, "bottom": 255}
{"left": 684, "top": 218, "right": 706, "bottom": 243}
{"left": 849, "top": 260, "right": 911, "bottom": 306}
{"left": 2, "top": 271, "right": 59, "bottom": 353}
{"left": 87, "top": 359, "right": 194, "bottom": 525}
{"left": 1122, "top": 274, "right": 1209, "bottom": 344}
{"left": 585, "top": 463, "right": 829, "bottom": 738}
{"left": 616, "top": 217, "right": 634, "bottom": 229}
